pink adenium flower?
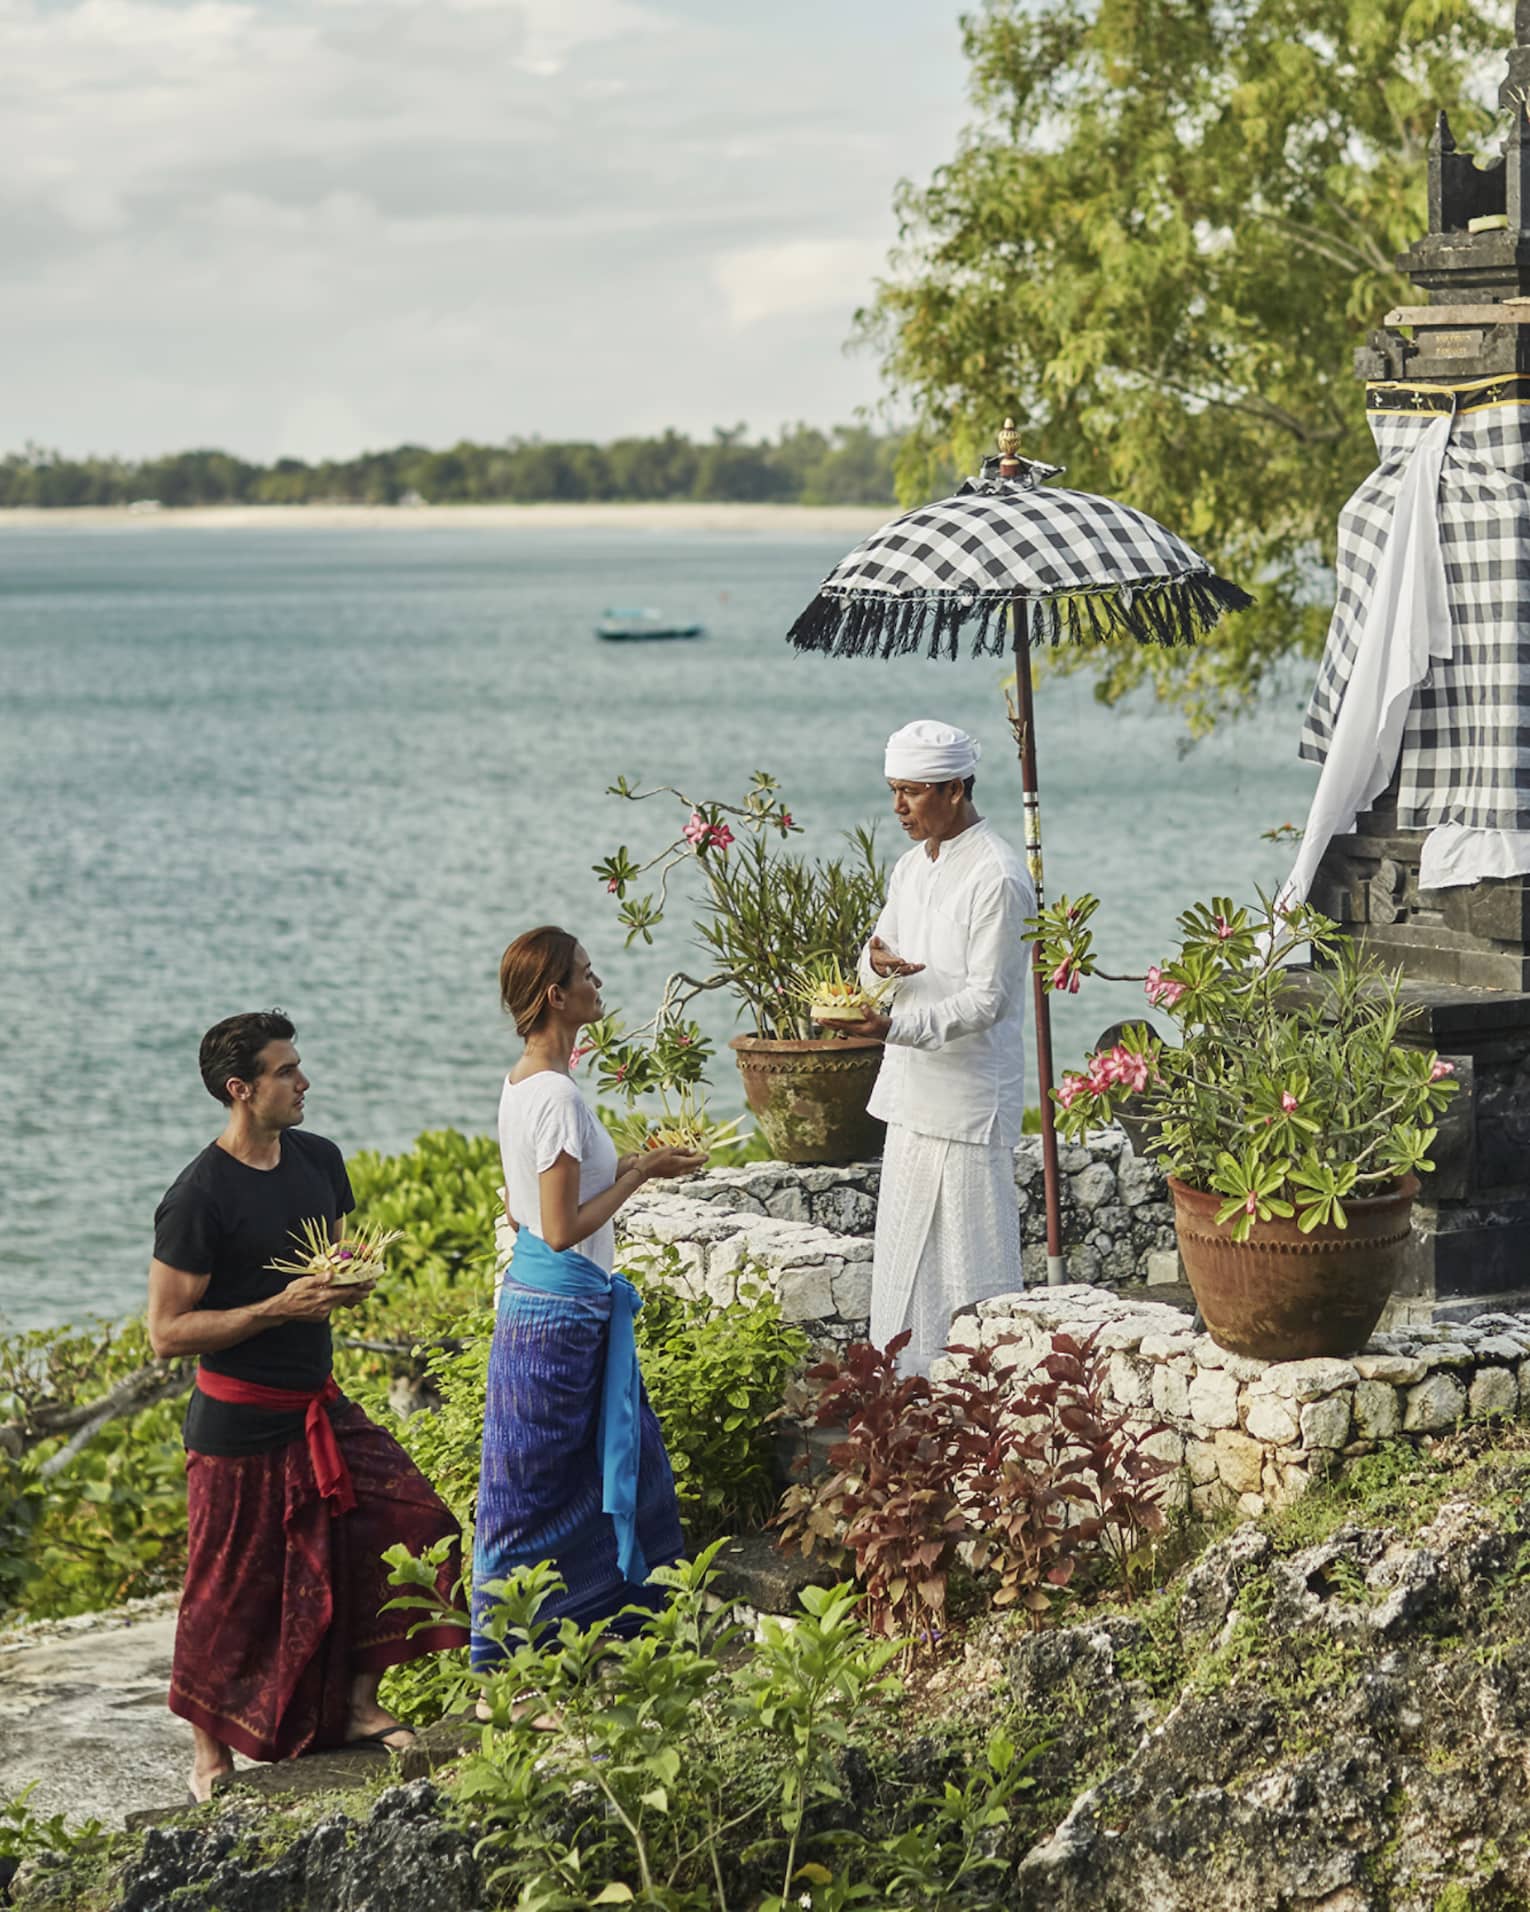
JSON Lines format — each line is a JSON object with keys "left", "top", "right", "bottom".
{"left": 1058, "top": 1072, "right": 1088, "bottom": 1111}
{"left": 1049, "top": 959, "right": 1081, "bottom": 994}
{"left": 780, "top": 811, "right": 794, "bottom": 829}
{"left": 1145, "top": 964, "right": 1185, "bottom": 1009}
{"left": 1431, "top": 1059, "right": 1455, "bottom": 1081}
{"left": 704, "top": 822, "right": 734, "bottom": 852}
{"left": 1280, "top": 1090, "right": 1299, "bottom": 1113}
{"left": 606, "top": 878, "right": 620, "bottom": 893}
{"left": 1214, "top": 916, "right": 1236, "bottom": 942}
{"left": 683, "top": 810, "right": 708, "bottom": 846}
{"left": 1244, "top": 1191, "right": 1258, "bottom": 1216}
{"left": 569, "top": 1043, "right": 592, "bottom": 1066}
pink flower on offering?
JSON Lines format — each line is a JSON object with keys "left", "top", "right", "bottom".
{"left": 683, "top": 811, "right": 708, "bottom": 847}
{"left": 1280, "top": 1090, "right": 1299, "bottom": 1113}
{"left": 1431, "top": 1059, "right": 1455, "bottom": 1081}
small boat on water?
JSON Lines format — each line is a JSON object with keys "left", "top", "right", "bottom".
{"left": 595, "top": 607, "right": 706, "bottom": 642}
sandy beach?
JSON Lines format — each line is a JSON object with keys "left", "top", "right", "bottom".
{"left": 0, "top": 501, "right": 888, "bottom": 535}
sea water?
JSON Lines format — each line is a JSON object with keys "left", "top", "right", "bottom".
{"left": 0, "top": 523, "right": 1316, "bottom": 1328}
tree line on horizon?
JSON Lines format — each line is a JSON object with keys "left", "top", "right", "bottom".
{"left": 0, "top": 424, "right": 902, "bottom": 510}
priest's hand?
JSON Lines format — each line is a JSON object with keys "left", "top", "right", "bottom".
{"left": 868, "top": 936, "right": 923, "bottom": 979}
{"left": 830, "top": 1009, "right": 892, "bottom": 1040}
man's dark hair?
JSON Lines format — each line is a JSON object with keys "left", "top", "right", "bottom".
{"left": 199, "top": 1010, "right": 296, "bottom": 1105}
{"left": 962, "top": 774, "right": 976, "bottom": 801}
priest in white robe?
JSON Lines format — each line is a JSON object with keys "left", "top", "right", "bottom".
{"left": 842, "top": 719, "right": 1034, "bottom": 1376}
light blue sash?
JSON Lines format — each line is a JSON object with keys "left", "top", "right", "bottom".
{"left": 504, "top": 1230, "right": 648, "bottom": 1584}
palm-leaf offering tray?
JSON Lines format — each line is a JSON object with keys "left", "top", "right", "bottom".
{"left": 789, "top": 956, "right": 899, "bottom": 1026}
{"left": 267, "top": 1215, "right": 403, "bottom": 1286}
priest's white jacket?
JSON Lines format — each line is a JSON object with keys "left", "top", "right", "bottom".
{"left": 857, "top": 819, "right": 1034, "bottom": 1148}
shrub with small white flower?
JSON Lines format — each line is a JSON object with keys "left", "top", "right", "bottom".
{"left": 1031, "top": 892, "right": 1459, "bottom": 1241}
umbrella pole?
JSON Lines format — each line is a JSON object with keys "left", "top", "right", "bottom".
{"left": 1009, "top": 613, "right": 1067, "bottom": 1285}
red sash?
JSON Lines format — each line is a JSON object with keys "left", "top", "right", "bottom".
{"left": 195, "top": 1368, "right": 357, "bottom": 1516}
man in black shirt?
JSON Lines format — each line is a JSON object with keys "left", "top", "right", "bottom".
{"left": 150, "top": 1010, "right": 465, "bottom": 1802}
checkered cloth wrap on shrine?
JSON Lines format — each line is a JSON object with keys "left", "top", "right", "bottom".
{"left": 786, "top": 459, "right": 1252, "bottom": 660}
{"left": 1300, "top": 389, "right": 1530, "bottom": 832}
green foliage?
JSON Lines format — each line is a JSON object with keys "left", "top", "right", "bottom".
{"left": 391, "top": 1544, "right": 1035, "bottom": 1911}
{"left": 0, "top": 424, "right": 900, "bottom": 510}
{"left": 860, "top": 0, "right": 1510, "bottom": 731}
{"left": 1036, "top": 892, "right": 1459, "bottom": 1238}
{"left": 627, "top": 1255, "right": 810, "bottom": 1542}
{"left": 343, "top": 1128, "right": 503, "bottom": 1344}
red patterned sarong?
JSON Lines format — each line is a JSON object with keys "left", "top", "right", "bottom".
{"left": 169, "top": 1395, "right": 467, "bottom": 1762}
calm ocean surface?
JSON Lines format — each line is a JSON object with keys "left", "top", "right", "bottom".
{"left": 0, "top": 522, "right": 1317, "bottom": 1331}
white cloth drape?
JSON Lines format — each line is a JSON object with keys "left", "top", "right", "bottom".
{"left": 1282, "top": 412, "right": 1453, "bottom": 910}
{"left": 870, "top": 1126, "right": 1021, "bottom": 1377}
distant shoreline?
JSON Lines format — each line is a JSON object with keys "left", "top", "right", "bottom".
{"left": 0, "top": 501, "right": 889, "bottom": 535}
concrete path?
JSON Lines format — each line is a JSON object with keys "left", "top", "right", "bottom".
{"left": 0, "top": 1597, "right": 252, "bottom": 1827}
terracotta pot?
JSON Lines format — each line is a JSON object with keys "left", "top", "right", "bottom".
{"left": 1168, "top": 1174, "right": 1418, "bottom": 1362}
{"left": 730, "top": 1035, "right": 885, "bottom": 1166}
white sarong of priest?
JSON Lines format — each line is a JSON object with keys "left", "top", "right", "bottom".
{"left": 860, "top": 818, "right": 1034, "bottom": 1375}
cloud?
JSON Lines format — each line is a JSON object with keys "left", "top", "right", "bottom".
{"left": 0, "top": 0, "right": 968, "bottom": 457}
{"left": 712, "top": 237, "right": 889, "bottom": 329}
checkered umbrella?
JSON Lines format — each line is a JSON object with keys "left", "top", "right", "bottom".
{"left": 786, "top": 430, "right": 1254, "bottom": 1285}
{"left": 788, "top": 453, "right": 1251, "bottom": 661}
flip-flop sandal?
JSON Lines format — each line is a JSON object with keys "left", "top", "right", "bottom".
{"left": 348, "top": 1724, "right": 418, "bottom": 1752}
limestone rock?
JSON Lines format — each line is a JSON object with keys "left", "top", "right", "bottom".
{"left": 1188, "top": 1367, "right": 1241, "bottom": 1430}
{"left": 1299, "top": 1393, "right": 1353, "bottom": 1450}
{"left": 1468, "top": 1366, "right": 1518, "bottom": 1419}
{"left": 1403, "top": 1372, "right": 1468, "bottom": 1432}
{"left": 1352, "top": 1379, "right": 1403, "bottom": 1440}
{"left": 1243, "top": 1395, "right": 1300, "bottom": 1447}
{"left": 1257, "top": 1357, "right": 1361, "bottom": 1400}
{"left": 1214, "top": 1429, "right": 1265, "bottom": 1495}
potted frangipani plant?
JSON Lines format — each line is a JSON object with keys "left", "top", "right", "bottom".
{"left": 1031, "top": 893, "right": 1458, "bottom": 1361}
{"left": 592, "top": 771, "right": 889, "bottom": 1164}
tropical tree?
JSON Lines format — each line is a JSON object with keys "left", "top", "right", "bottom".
{"left": 859, "top": 0, "right": 1510, "bottom": 730}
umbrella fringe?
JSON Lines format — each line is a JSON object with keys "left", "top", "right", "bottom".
{"left": 785, "top": 572, "right": 1254, "bottom": 659}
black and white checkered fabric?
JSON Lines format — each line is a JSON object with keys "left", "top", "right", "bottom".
{"left": 786, "top": 462, "right": 1252, "bottom": 660}
{"left": 1301, "top": 392, "right": 1530, "bottom": 831}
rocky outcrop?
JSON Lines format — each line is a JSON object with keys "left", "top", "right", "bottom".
{"left": 1008, "top": 1460, "right": 1530, "bottom": 1910}
{"left": 35, "top": 1781, "right": 485, "bottom": 1912}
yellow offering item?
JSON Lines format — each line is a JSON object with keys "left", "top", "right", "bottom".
{"left": 266, "top": 1215, "right": 403, "bottom": 1286}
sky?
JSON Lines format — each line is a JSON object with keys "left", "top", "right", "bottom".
{"left": 1, "top": 0, "right": 974, "bottom": 463}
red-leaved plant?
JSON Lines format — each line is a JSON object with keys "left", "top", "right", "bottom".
{"left": 774, "top": 1328, "right": 1173, "bottom": 1654}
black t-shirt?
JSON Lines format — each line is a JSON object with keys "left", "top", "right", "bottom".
{"left": 153, "top": 1130, "right": 355, "bottom": 1456}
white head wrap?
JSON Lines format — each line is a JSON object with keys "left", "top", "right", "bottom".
{"left": 883, "top": 719, "right": 981, "bottom": 784}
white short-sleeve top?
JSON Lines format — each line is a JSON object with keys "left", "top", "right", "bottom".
{"left": 498, "top": 1071, "right": 619, "bottom": 1273}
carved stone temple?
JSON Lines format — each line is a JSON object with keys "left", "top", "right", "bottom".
{"left": 1304, "top": 9, "right": 1530, "bottom": 1317}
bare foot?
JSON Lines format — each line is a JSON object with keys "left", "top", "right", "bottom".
{"left": 188, "top": 1759, "right": 232, "bottom": 1804}
{"left": 475, "top": 1691, "right": 560, "bottom": 1731}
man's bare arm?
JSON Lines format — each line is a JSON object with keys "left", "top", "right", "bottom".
{"left": 146, "top": 1258, "right": 342, "bottom": 1359}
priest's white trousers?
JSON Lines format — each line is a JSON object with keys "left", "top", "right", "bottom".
{"left": 870, "top": 1125, "right": 1023, "bottom": 1377}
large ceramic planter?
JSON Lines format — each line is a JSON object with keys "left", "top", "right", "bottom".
{"left": 730, "top": 1035, "right": 885, "bottom": 1166}
{"left": 1168, "top": 1174, "right": 1419, "bottom": 1362}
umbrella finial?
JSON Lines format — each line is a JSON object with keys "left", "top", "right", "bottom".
{"left": 996, "top": 416, "right": 1023, "bottom": 478}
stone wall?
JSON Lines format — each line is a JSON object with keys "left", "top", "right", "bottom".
{"left": 596, "top": 1126, "right": 1177, "bottom": 1349}
{"left": 938, "top": 1285, "right": 1530, "bottom": 1519}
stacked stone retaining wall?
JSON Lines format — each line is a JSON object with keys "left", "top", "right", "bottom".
{"left": 939, "top": 1285, "right": 1530, "bottom": 1518}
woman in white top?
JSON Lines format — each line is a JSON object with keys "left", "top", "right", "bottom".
{"left": 471, "top": 925, "right": 703, "bottom": 1676}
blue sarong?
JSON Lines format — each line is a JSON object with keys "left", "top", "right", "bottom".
{"left": 471, "top": 1231, "right": 684, "bottom": 1667}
